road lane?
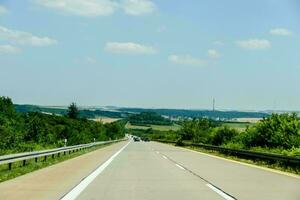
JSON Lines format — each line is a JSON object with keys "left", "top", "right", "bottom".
{"left": 1, "top": 140, "right": 299, "bottom": 200}
{"left": 150, "top": 142, "right": 300, "bottom": 200}
{"left": 0, "top": 141, "right": 127, "bottom": 200}
{"left": 76, "top": 141, "right": 223, "bottom": 200}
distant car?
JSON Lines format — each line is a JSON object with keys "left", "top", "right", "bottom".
{"left": 133, "top": 137, "right": 140, "bottom": 142}
{"left": 143, "top": 137, "right": 150, "bottom": 142}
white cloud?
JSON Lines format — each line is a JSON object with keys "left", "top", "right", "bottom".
{"left": 35, "top": 0, "right": 118, "bottom": 17}
{"left": 168, "top": 54, "right": 206, "bottom": 67}
{"left": 0, "top": 5, "right": 8, "bottom": 15}
{"left": 105, "top": 42, "right": 157, "bottom": 54}
{"left": 122, "top": 0, "right": 156, "bottom": 16}
{"left": 0, "top": 45, "right": 21, "bottom": 54}
{"left": 34, "top": 0, "right": 157, "bottom": 17}
{"left": 270, "top": 28, "right": 292, "bottom": 36}
{"left": 236, "top": 39, "right": 271, "bottom": 50}
{"left": 0, "top": 26, "right": 57, "bottom": 46}
{"left": 208, "top": 49, "right": 220, "bottom": 58}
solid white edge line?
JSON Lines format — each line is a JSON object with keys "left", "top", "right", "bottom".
{"left": 206, "top": 184, "right": 235, "bottom": 200}
{"left": 174, "top": 145, "right": 300, "bottom": 179}
{"left": 175, "top": 164, "right": 185, "bottom": 170}
{"left": 61, "top": 141, "right": 131, "bottom": 200}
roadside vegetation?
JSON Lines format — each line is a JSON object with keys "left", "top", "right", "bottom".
{"left": 127, "top": 112, "right": 300, "bottom": 158}
{"left": 0, "top": 96, "right": 125, "bottom": 155}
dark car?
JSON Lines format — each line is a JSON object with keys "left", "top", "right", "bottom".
{"left": 143, "top": 137, "right": 150, "bottom": 142}
{"left": 133, "top": 137, "right": 140, "bottom": 142}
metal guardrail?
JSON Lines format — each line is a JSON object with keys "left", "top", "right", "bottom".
{"left": 0, "top": 138, "right": 127, "bottom": 170}
{"left": 154, "top": 140, "right": 300, "bottom": 165}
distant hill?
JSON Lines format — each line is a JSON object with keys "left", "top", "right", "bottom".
{"left": 15, "top": 104, "right": 270, "bottom": 120}
{"left": 118, "top": 108, "right": 269, "bottom": 120}
{"left": 14, "top": 104, "right": 127, "bottom": 119}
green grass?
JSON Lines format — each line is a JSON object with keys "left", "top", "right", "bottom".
{"left": 0, "top": 144, "right": 110, "bottom": 183}
{"left": 125, "top": 122, "right": 181, "bottom": 131}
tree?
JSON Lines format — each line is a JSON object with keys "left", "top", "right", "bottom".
{"left": 0, "top": 96, "right": 15, "bottom": 116}
{"left": 242, "top": 113, "right": 300, "bottom": 148}
{"left": 181, "top": 118, "right": 213, "bottom": 143}
{"left": 67, "top": 102, "right": 79, "bottom": 119}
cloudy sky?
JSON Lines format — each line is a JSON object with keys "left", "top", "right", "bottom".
{"left": 0, "top": 0, "right": 300, "bottom": 110}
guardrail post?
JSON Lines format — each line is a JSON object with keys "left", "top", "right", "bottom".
{"left": 44, "top": 155, "right": 47, "bottom": 161}
{"left": 8, "top": 163, "right": 12, "bottom": 170}
{"left": 22, "top": 160, "right": 26, "bottom": 166}
{"left": 52, "top": 154, "right": 54, "bottom": 159}
{"left": 35, "top": 157, "right": 38, "bottom": 162}
{"left": 58, "top": 153, "right": 60, "bottom": 157}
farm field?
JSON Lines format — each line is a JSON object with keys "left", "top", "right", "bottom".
{"left": 125, "top": 122, "right": 181, "bottom": 131}
{"left": 92, "top": 117, "right": 121, "bottom": 124}
{"left": 222, "top": 122, "right": 255, "bottom": 131}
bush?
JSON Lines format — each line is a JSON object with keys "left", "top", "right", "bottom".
{"left": 211, "top": 126, "right": 238, "bottom": 146}
{"left": 241, "top": 113, "right": 300, "bottom": 149}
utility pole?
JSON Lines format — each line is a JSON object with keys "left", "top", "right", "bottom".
{"left": 213, "top": 98, "right": 215, "bottom": 112}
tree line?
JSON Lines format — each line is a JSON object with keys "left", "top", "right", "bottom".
{"left": 0, "top": 97, "right": 125, "bottom": 155}
{"left": 128, "top": 112, "right": 172, "bottom": 126}
{"left": 131, "top": 113, "right": 300, "bottom": 156}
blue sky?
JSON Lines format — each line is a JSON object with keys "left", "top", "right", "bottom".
{"left": 0, "top": 0, "right": 300, "bottom": 110}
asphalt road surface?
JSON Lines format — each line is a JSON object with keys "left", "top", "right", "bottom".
{"left": 0, "top": 141, "right": 299, "bottom": 200}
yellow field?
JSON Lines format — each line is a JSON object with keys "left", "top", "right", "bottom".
{"left": 92, "top": 117, "right": 121, "bottom": 124}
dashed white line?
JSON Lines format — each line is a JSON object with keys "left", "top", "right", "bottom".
{"left": 60, "top": 141, "right": 131, "bottom": 200}
{"left": 162, "top": 155, "right": 168, "bottom": 160}
{"left": 175, "top": 164, "right": 185, "bottom": 170}
{"left": 156, "top": 151, "right": 160, "bottom": 154}
{"left": 206, "top": 184, "right": 236, "bottom": 200}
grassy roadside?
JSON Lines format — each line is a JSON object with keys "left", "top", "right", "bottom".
{"left": 161, "top": 142, "right": 300, "bottom": 176}
{"left": 0, "top": 143, "right": 111, "bottom": 183}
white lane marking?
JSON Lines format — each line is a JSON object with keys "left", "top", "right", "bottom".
{"left": 156, "top": 151, "right": 160, "bottom": 154}
{"left": 175, "top": 164, "right": 185, "bottom": 170}
{"left": 206, "top": 184, "right": 235, "bottom": 200}
{"left": 178, "top": 146, "right": 300, "bottom": 179}
{"left": 61, "top": 141, "right": 131, "bottom": 200}
{"left": 162, "top": 155, "right": 168, "bottom": 160}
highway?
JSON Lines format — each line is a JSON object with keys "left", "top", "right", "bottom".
{"left": 0, "top": 140, "right": 299, "bottom": 200}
